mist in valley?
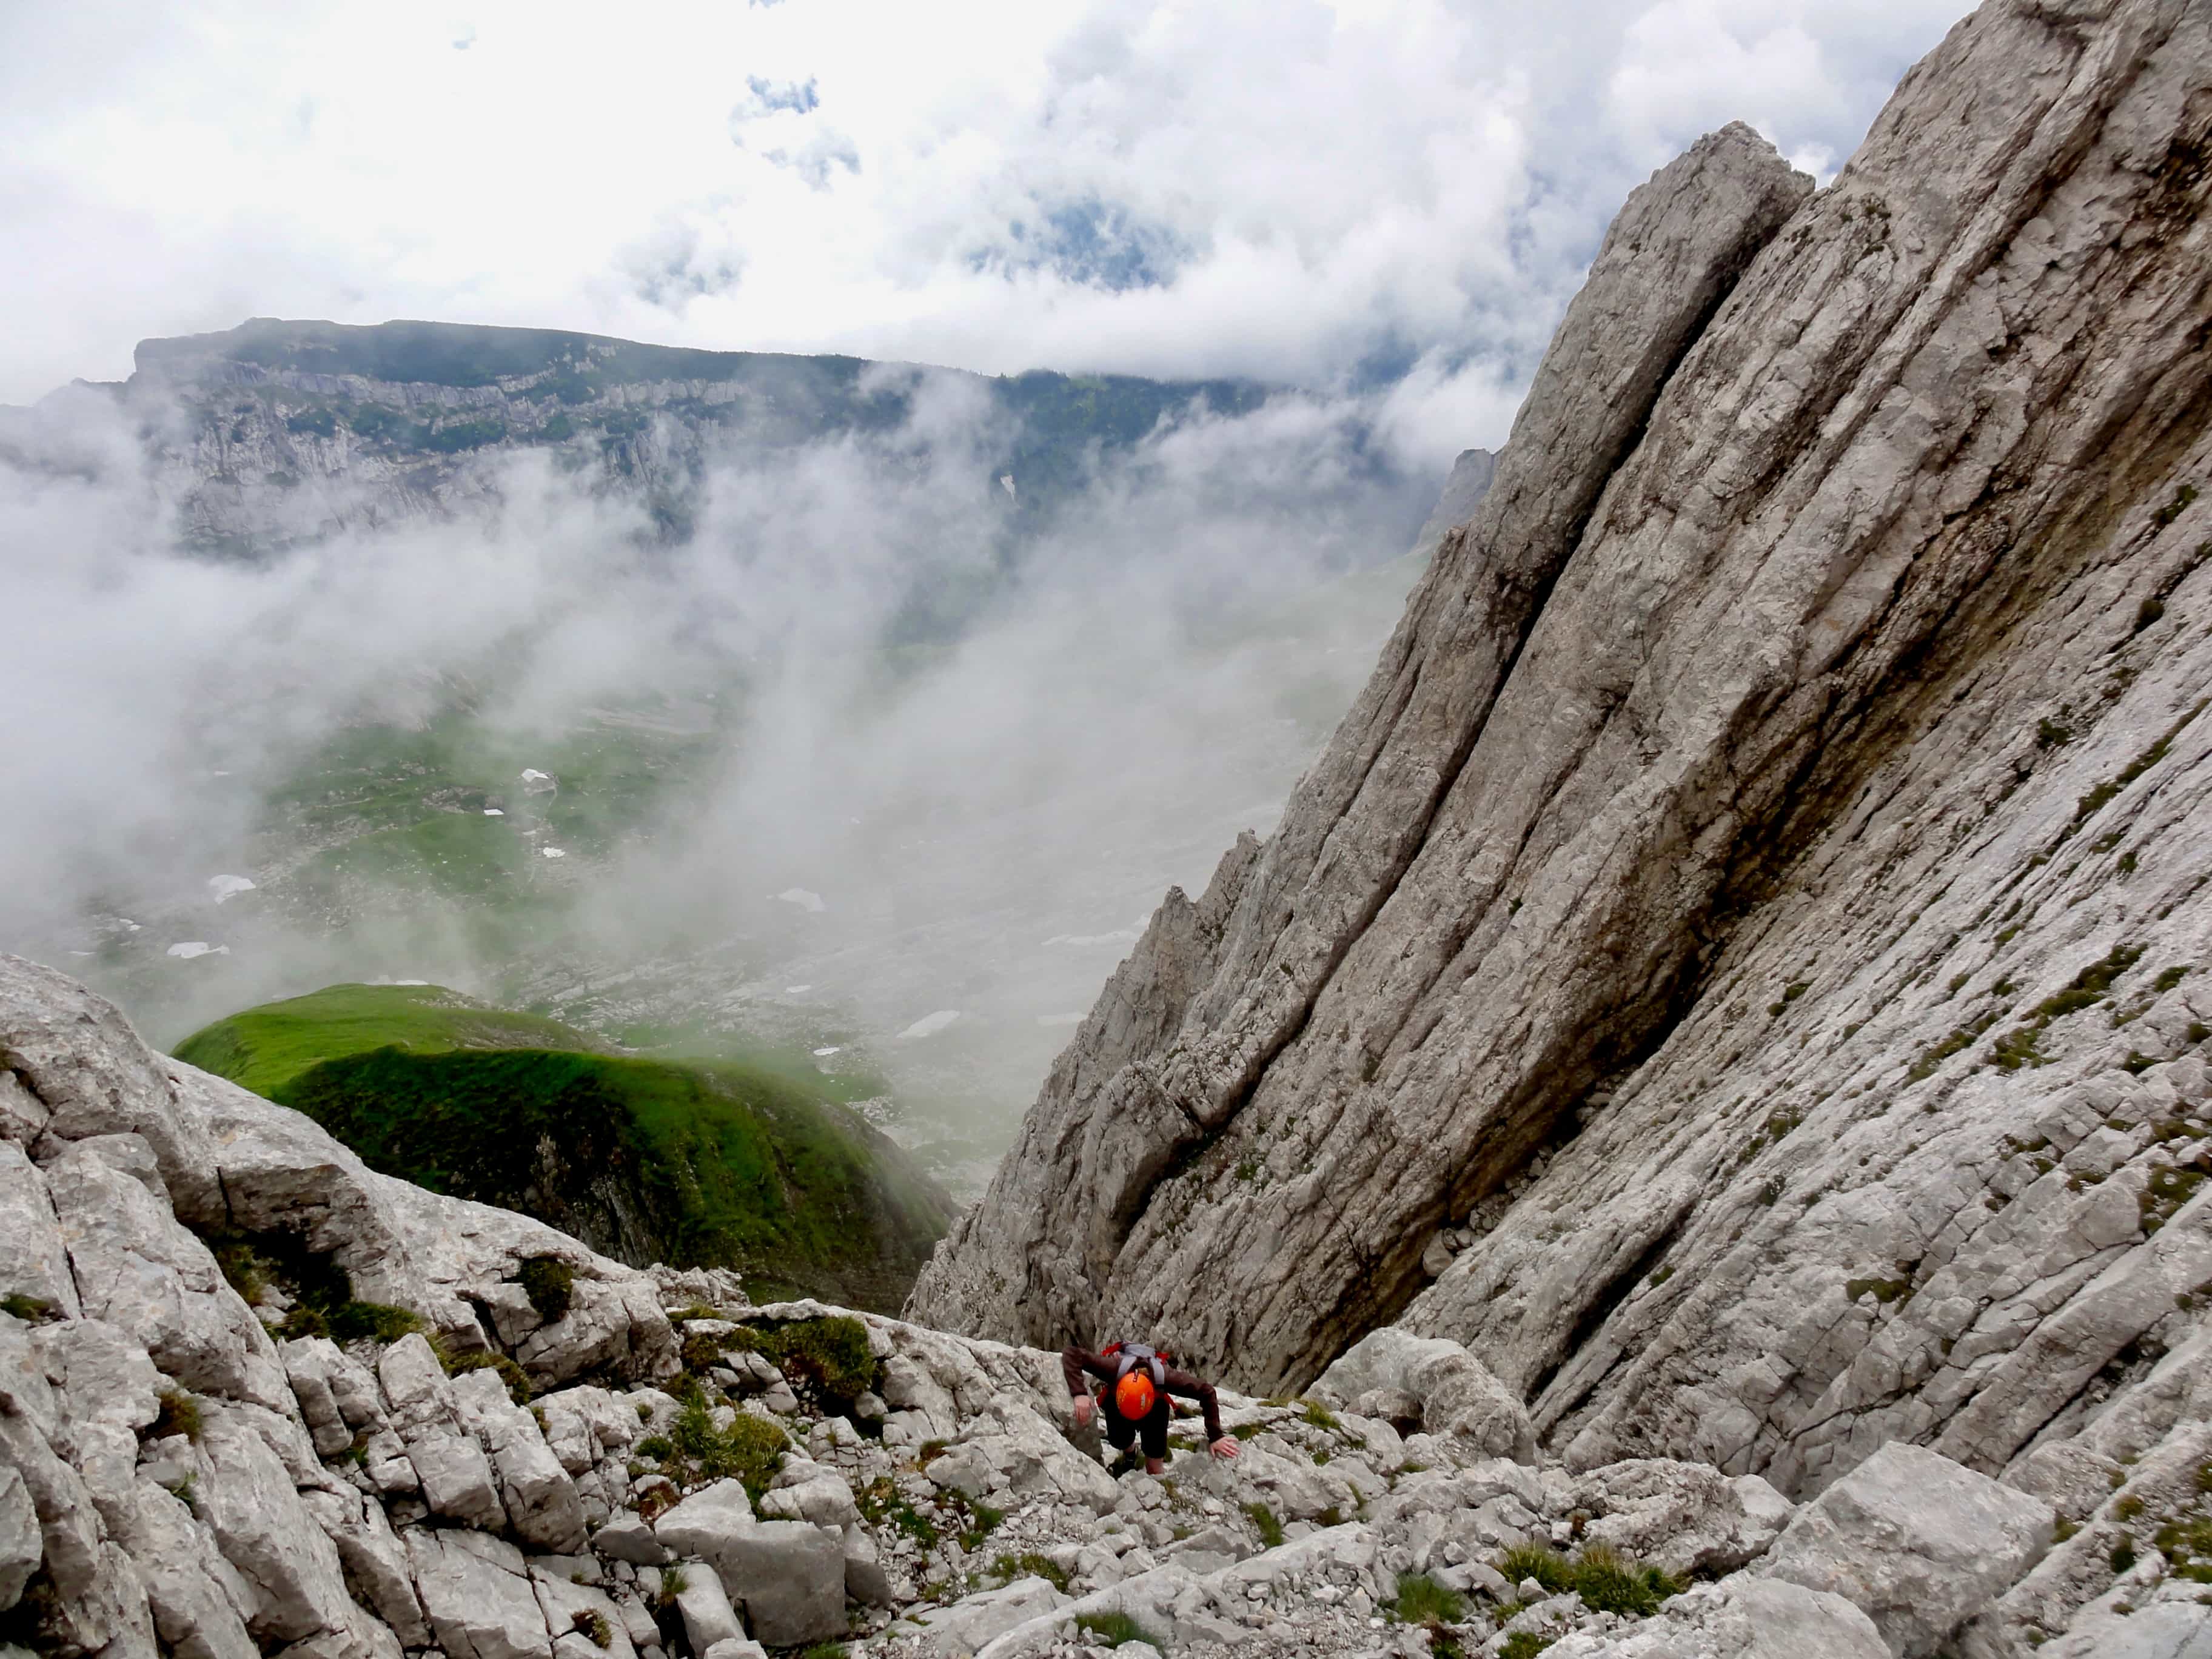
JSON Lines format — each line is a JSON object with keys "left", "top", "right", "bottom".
{"left": 1, "top": 371, "right": 1448, "bottom": 1190}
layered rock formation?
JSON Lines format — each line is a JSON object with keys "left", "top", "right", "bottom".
{"left": 1406, "top": 447, "right": 1498, "bottom": 565}
{"left": 10, "top": 951, "right": 2171, "bottom": 1658}
{"left": 1, "top": 319, "right": 1270, "bottom": 556}
{"left": 910, "top": 0, "right": 2212, "bottom": 1544}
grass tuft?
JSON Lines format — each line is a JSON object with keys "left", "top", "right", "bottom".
{"left": 1245, "top": 1501, "right": 1285, "bottom": 1548}
{"left": 1392, "top": 1572, "right": 1466, "bottom": 1626}
{"left": 1073, "top": 1611, "right": 1158, "bottom": 1649}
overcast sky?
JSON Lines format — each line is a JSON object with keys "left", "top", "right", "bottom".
{"left": 4, "top": 0, "right": 1975, "bottom": 427}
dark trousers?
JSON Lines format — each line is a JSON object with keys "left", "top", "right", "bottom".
{"left": 1101, "top": 1392, "right": 1170, "bottom": 1458}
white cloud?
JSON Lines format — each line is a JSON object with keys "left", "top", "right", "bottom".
{"left": 1, "top": 0, "right": 1973, "bottom": 434}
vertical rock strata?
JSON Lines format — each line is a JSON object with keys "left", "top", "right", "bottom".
{"left": 908, "top": 0, "right": 2212, "bottom": 1498}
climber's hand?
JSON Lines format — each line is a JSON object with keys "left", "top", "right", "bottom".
{"left": 1210, "top": 1436, "right": 1240, "bottom": 1461}
{"left": 1073, "top": 1395, "right": 1094, "bottom": 1429}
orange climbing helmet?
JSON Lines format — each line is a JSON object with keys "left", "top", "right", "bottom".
{"left": 1114, "top": 1369, "right": 1158, "bottom": 1419}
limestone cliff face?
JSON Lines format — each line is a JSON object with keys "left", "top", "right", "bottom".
{"left": 908, "top": 0, "right": 2212, "bottom": 1502}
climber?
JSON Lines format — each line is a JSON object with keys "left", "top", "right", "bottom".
{"left": 1063, "top": 1339, "right": 1241, "bottom": 1475}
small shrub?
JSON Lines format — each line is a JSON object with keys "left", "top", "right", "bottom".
{"left": 149, "top": 1389, "right": 202, "bottom": 1443}
{"left": 743, "top": 1316, "right": 880, "bottom": 1403}
{"left": 1301, "top": 1399, "right": 1343, "bottom": 1433}
{"left": 519, "top": 1256, "right": 575, "bottom": 1324}
{"left": 2111, "top": 1535, "right": 2137, "bottom": 1574}
{"left": 681, "top": 1330, "right": 731, "bottom": 1372}
{"left": 665, "top": 1303, "right": 722, "bottom": 1323}
{"left": 1392, "top": 1571, "right": 1466, "bottom": 1626}
{"left": 637, "top": 1435, "right": 674, "bottom": 1460}
{"left": 666, "top": 1399, "right": 788, "bottom": 1498}
{"left": 329, "top": 1301, "right": 423, "bottom": 1343}
{"left": 1245, "top": 1501, "right": 1285, "bottom": 1547}
{"left": 0, "top": 1293, "right": 55, "bottom": 1323}
{"left": 656, "top": 1565, "right": 688, "bottom": 1601}
{"left": 1500, "top": 1635, "right": 1554, "bottom": 1659}
{"left": 1073, "top": 1611, "right": 1158, "bottom": 1648}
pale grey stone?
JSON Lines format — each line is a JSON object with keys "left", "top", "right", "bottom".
{"left": 192, "top": 1402, "right": 360, "bottom": 1646}
{"left": 1545, "top": 1575, "right": 1888, "bottom": 1659}
{"left": 592, "top": 1513, "right": 670, "bottom": 1567}
{"left": 0, "top": 1464, "right": 36, "bottom": 1610}
{"left": 1310, "top": 1328, "right": 1533, "bottom": 1463}
{"left": 899, "top": 1577, "right": 1069, "bottom": 1656}
{"left": 653, "top": 1480, "right": 845, "bottom": 1646}
{"left": 406, "top": 1529, "right": 554, "bottom": 1659}
{"left": 671, "top": 1560, "right": 742, "bottom": 1654}
{"left": 0, "top": 1141, "right": 79, "bottom": 1319}
{"left": 451, "top": 1366, "right": 588, "bottom": 1553}
{"left": 1758, "top": 1442, "right": 2053, "bottom": 1657}
{"left": 1575, "top": 1457, "right": 1793, "bottom": 1576}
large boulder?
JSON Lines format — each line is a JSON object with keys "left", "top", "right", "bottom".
{"left": 404, "top": 1529, "right": 555, "bottom": 1659}
{"left": 2036, "top": 1603, "right": 2212, "bottom": 1659}
{"left": 1575, "top": 1458, "right": 1794, "bottom": 1577}
{"left": 1309, "top": 1328, "right": 1533, "bottom": 1463}
{"left": 1757, "top": 1442, "right": 2054, "bottom": 1657}
{"left": 1545, "top": 1576, "right": 1888, "bottom": 1658}
{"left": 652, "top": 1480, "right": 845, "bottom": 1646}
{"left": 925, "top": 1398, "right": 1119, "bottom": 1514}
{"left": 898, "top": 1577, "right": 1069, "bottom": 1655}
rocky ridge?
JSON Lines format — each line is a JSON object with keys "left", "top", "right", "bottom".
{"left": 2, "top": 319, "right": 1267, "bottom": 557}
{"left": 6, "top": 951, "right": 2188, "bottom": 1658}
{"left": 908, "top": 0, "right": 2212, "bottom": 1563}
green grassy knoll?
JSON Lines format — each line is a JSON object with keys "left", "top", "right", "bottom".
{"left": 173, "top": 982, "right": 602, "bottom": 1100}
{"left": 176, "top": 985, "right": 953, "bottom": 1310}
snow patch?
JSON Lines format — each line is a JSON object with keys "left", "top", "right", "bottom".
{"left": 206, "top": 875, "right": 256, "bottom": 903}
{"left": 166, "top": 942, "right": 229, "bottom": 960}
{"left": 773, "top": 888, "right": 827, "bottom": 913}
{"left": 812, "top": 1046, "right": 842, "bottom": 1057}
{"left": 540, "top": 848, "right": 567, "bottom": 859}
{"left": 483, "top": 808, "right": 504, "bottom": 816}
{"left": 896, "top": 1010, "right": 960, "bottom": 1041}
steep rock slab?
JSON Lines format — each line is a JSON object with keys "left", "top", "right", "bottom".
{"left": 909, "top": 115, "right": 1815, "bottom": 1362}
{"left": 908, "top": 0, "right": 2212, "bottom": 1464}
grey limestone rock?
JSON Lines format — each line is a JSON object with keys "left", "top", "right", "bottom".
{"left": 1546, "top": 1576, "right": 1889, "bottom": 1659}
{"left": 1406, "top": 446, "right": 1498, "bottom": 565}
{"left": 406, "top": 1529, "right": 555, "bottom": 1659}
{"left": 906, "top": 0, "right": 2212, "bottom": 1532}
{"left": 1574, "top": 1458, "right": 1793, "bottom": 1578}
{"left": 1310, "top": 1327, "right": 1534, "bottom": 1461}
{"left": 652, "top": 1479, "right": 846, "bottom": 1646}
{"left": 1757, "top": 1441, "right": 2053, "bottom": 1657}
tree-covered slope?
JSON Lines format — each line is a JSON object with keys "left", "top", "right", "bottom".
{"left": 176, "top": 984, "right": 954, "bottom": 1309}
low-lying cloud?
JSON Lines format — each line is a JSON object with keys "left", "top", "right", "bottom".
{"left": 1, "top": 375, "right": 1438, "bottom": 1176}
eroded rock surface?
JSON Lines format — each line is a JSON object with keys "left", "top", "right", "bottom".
{"left": 907, "top": 0, "right": 2212, "bottom": 1544}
